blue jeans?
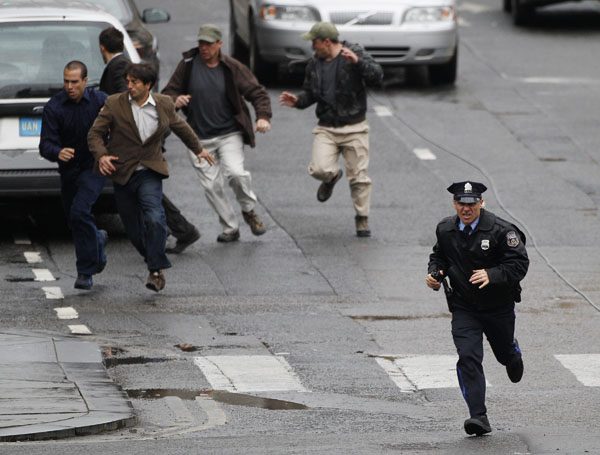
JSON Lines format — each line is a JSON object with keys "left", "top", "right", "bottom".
{"left": 113, "top": 170, "right": 171, "bottom": 271}
{"left": 60, "top": 168, "right": 106, "bottom": 276}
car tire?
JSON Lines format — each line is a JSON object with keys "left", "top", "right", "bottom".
{"left": 429, "top": 47, "right": 457, "bottom": 86}
{"left": 248, "top": 20, "right": 277, "bottom": 84}
{"left": 229, "top": 3, "right": 247, "bottom": 62}
{"left": 511, "top": 0, "right": 533, "bottom": 25}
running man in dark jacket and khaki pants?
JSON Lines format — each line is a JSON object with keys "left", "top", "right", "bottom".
{"left": 280, "top": 22, "right": 383, "bottom": 237}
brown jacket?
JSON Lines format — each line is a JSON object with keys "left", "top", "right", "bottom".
{"left": 88, "top": 92, "right": 201, "bottom": 185}
{"left": 161, "top": 48, "right": 271, "bottom": 147}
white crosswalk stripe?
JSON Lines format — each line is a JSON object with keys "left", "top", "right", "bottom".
{"left": 194, "top": 355, "right": 307, "bottom": 393}
{"left": 376, "top": 354, "right": 491, "bottom": 390}
{"left": 554, "top": 354, "right": 600, "bottom": 387}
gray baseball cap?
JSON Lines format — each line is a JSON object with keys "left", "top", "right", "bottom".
{"left": 197, "top": 24, "right": 222, "bottom": 43}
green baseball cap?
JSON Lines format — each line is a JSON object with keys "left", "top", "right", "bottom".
{"left": 197, "top": 24, "right": 222, "bottom": 43}
{"left": 302, "top": 22, "right": 339, "bottom": 41}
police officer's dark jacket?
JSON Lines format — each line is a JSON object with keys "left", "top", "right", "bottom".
{"left": 428, "top": 209, "right": 529, "bottom": 311}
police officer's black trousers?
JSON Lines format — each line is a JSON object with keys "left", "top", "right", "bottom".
{"left": 451, "top": 305, "right": 518, "bottom": 417}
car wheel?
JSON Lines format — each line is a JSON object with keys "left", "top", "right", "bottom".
{"left": 248, "top": 20, "right": 277, "bottom": 84}
{"left": 229, "top": 2, "right": 247, "bottom": 62}
{"left": 429, "top": 47, "right": 457, "bottom": 86}
{"left": 511, "top": 0, "right": 533, "bottom": 25}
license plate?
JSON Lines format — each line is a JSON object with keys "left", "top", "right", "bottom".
{"left": 19, "top": 117, "right": 42, "bottom": 137}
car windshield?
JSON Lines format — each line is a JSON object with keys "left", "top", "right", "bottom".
{"left": 0, "top": 21, "right": 129, "bottom": 99}
{"left": 82, "top": 0, "right": 133, "bottom": 24}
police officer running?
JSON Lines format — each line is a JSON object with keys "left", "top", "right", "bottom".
{"left": 425, "top": 181, "right": 529, "bottom": 436}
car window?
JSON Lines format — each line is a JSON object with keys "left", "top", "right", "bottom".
{"left": 0, "top": 21, "right": 132, "bottom": 98}
{"left": 82, "top": 0, "right": 133, "bottom": 24}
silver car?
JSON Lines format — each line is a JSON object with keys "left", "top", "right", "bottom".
{"left": 0, "top": 1, "right": 140, "bottom": 205}
{"left": 229, "top": 0, "right": 458, "bottom": 84}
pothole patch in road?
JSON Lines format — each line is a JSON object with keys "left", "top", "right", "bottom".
{"left": 210, "top": 391, "right": 308, "bottom": 410}
{"left": 350, "top": 313, "right": 450, "bottom": 322}
{"left": 103, "top": 356, "right": 175, "bottom": 368}
{"left": 125, "top": 389, "right": 308, "bottom": 410}
{"left": 538, "top": 157, "right": 566, "bottom": 162}
{"left": 5, "top": 276, "right": 36, "bottom": 282}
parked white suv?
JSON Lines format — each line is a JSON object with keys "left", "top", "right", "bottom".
{"left": 0, "top": 0, "right": 140, "bottom": 205}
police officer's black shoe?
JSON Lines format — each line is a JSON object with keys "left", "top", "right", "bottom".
{"left": 464, "top": 415, "right": 492, "bottom": 436}
{"left": 506, "top": 339, "right": 524, "bottom": 383}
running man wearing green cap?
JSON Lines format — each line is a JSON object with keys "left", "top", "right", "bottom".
{"left": 280, "top": 21, "right": 383, "bottom": 237}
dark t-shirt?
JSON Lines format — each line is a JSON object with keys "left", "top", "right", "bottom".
{"left": 188, "top": 57, "right": 238, "bottom": 139}
{"left": 317, "top": 53, "right": 341, "bottom": 107}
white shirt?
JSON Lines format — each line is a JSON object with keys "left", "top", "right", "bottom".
{"left": 129, "top": 93, "right": 158, "bottom": 171}
{"left": 129, "top": 93, "right": 158, "bottom": 143}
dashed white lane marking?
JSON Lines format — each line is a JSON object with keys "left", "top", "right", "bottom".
{"left": 32, "top": 268, "right": 55, "bottom": 281}
{"left": 457, "top": 17, "right": 471, "bottom": 27}
{"left": 54, "top": 307, "right": 79, "bottom": 320}
{"left": 374, "top": 105, "right": 393, "bottom": 117}
{"left": 68, "top": 324, "right": 92, "bottom": 335}
{"left": 413, "top": 148, "right": 437, "bottom": 160}
{"left": 42, "top": 286, "right": 64, "bottom": 300}
{"left": 501, "top": 73, "right": 600, "bottom": 85}
{"left": 194, "top": 355, "right": 307, "bottom": 393}
{"left": 555, "top": 354, "right": 600, "bottom": 386}
{"left": 24, "top": 252, "right": 42, "bottom": 263}
{"left": 13, "top": 234, "right": 31, "bottom": 245}
{"left": 459, "top": 2, "right": 494, "bottom": 13}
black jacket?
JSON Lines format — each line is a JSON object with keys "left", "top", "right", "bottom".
{"left": 99, "top": 54, "right": 130, "bottom": 95}
{"left": 295, "top": 41, "right": 383, "bottom": 126}
{"left": 428, "top": 209, "right": 529, "bottom": 311}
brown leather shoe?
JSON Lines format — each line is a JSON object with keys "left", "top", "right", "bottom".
{"left": 355, "top": 215, "right": 371, "bottom": 237}
{"left": 145, "top": 270, "right": 165, "bottom": 292}
{"left": 242, "top": 210, "right": 266, "bottom": 236}
{"left": 317, "top": 170, "right": 343, "bottom": 202}
{"left": 217, "top": 229, "right": 240, "bottom": 243}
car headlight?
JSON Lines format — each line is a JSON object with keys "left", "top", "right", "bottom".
{"left": 404, "top": 6, "right": 455, "bottom": 22}
{"left": 259, "top": 4, "right": 320, "bottom": 22}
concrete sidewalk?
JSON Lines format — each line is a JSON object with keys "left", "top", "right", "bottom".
{"left": 0, "top": 331, "right": 135, "bottom": 442}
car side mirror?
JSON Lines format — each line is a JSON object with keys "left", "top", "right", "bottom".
{"left": 142, "top": 8, "right": 170, "bottom": 23}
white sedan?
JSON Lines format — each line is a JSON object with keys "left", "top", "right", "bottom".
{"left": 229, "top": 0, "right": 458, "bottom": 85}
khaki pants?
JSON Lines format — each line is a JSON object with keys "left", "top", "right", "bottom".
{"left": 308, "top": 120, "right": 371, "bottom": 216}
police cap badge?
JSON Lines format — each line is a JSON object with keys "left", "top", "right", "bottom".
{"left": 447, "top": 181, "right": 488, "bottom": 203}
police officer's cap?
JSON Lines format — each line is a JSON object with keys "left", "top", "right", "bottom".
{"left": 447, "top": 181, "right": 487, "bottom": 203}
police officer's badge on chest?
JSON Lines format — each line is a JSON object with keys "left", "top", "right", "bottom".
{"left": 481, "top": 239, "right": 490, "bottom": 250}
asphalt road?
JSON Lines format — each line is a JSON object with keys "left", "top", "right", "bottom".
{"left": 1, "top": 0, "right": 600, "bottom": 453}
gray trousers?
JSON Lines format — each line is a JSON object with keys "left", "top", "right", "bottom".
{"left": 189, "top": 132, "right": 257, "bottom": 233}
